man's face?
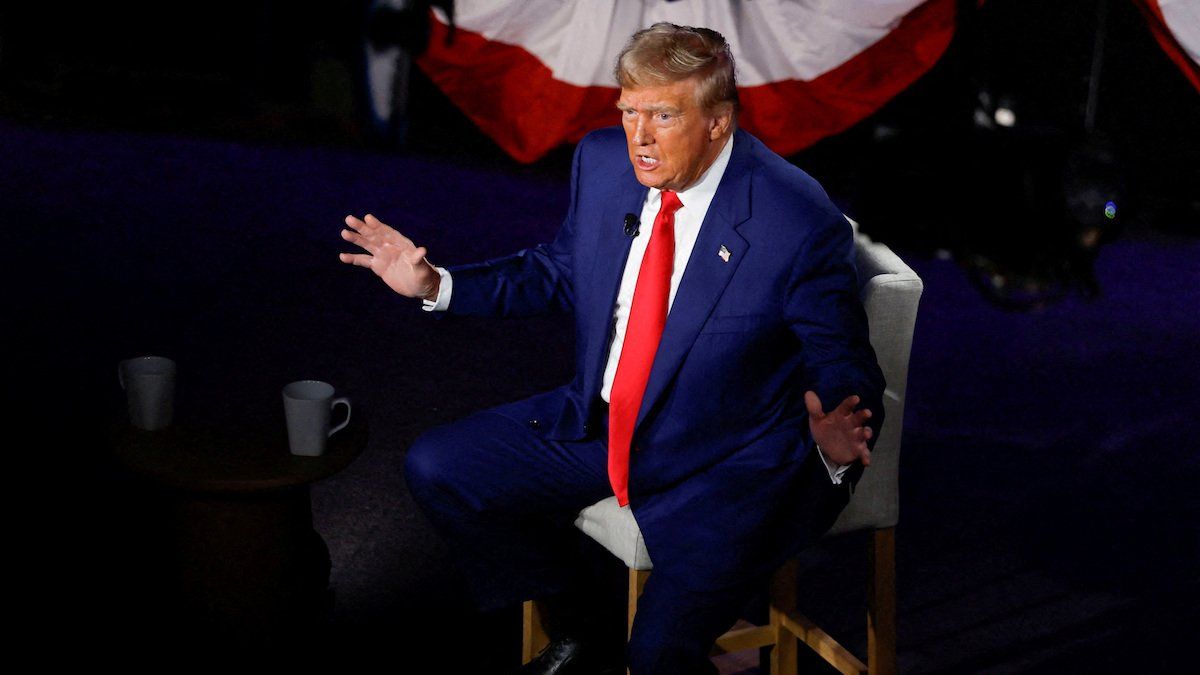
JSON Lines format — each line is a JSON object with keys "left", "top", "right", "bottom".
{"left": 618, "top": 78, "right": 733, "bottom": 192}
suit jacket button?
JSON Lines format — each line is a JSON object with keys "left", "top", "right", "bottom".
{"left": 583, "top": 423, "right": 591, "bottom": 435}
{"left": 527, "top": 419, "right": 540, "bottom": 430}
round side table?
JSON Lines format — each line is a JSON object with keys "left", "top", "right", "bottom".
{"left": 111, "top": 411, "right": 366, "bottom": 650}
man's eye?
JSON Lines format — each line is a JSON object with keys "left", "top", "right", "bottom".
{"left": 658, "top": 113, "right": 672, "bottom": 121}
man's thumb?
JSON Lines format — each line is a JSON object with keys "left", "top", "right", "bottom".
{"left": 804, "top": 390, "right": 823, "bottom": 418}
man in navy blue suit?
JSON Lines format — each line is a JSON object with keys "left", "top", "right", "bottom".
{"left": 340, "top": 22, "right": 884, "bottom": 675}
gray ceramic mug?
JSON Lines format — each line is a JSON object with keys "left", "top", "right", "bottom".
{"left": 118, "top": 356, "right": 176, "bottom": 431}
{"left": 282, "top": 380, "right": 351, "bottom": 456}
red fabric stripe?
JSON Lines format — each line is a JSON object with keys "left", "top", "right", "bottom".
{"left": 416, "top": 17, "right": 618, "bottom": 163}
{"left": 417, "top": 0, "right": 957, "bottom": 163}
{"left": 739, "top": 0, "right": 955, "bottom": 156}
{"left": 1133, "top": 0, "right": 1200, "bottom": 93}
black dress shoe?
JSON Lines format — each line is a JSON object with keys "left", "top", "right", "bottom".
{"left": 515, "top": 636, "right": 622, "bottom": 675}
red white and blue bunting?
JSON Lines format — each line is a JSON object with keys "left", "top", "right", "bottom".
{"left": 409, "top": 1, "right": 1199, "bottom": 163}
{"left": 1135, "top": 0, "right": 1200, "bottom": 92}
{"left": 415, "top": 0, "right": 957, "bottom": 162}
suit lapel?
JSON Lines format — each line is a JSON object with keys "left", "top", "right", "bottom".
{"left": 635, "top": 133, "right": 754, "bottom": 430}
{"left": 579, "top": 171, "right": 648, "bottom": 408}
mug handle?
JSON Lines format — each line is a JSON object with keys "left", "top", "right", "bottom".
{"left": 328, "top": 397, "right": 352, "bottom": 437}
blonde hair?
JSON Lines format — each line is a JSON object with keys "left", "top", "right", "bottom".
{"left": 615, "top": 22, "right": 739, "bottom": 113}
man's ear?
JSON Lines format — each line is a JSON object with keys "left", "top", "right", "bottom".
{"left": 709, "top": 103, "right": 734, "bottom": 141}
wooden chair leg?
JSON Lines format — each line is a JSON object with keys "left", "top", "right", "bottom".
{"left": 526, "top": 569, "right": 651, "bottom": 668}
{"left": 769, "top": 558, "right": 799, "bottom": 675}
{"left": 530, "top": 530, "right": 894, "bottom": 673}
{"left": 628, "top": 568, "right": 650, "bottom": 640}
{"left": 626, "top": 569, "right": 650, "bottom": 675}
{"left": 867, "top": 527, "right": 897, "bottom": 675}
{"left": 522, "top": 599, "right": 550, "bottom": 664}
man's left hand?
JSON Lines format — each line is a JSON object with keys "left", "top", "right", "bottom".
{"left": 805, "top": 391, "right": 873, "bottom": 467}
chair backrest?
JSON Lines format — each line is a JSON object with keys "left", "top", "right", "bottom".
{"left": 825, "top": 233, "right": 923, "bottom": 535}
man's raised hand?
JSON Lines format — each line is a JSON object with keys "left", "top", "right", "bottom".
{"left": 340, "top": 214, "right": 441, "bottom": 301}
{"left": 804, "top": 391, "right": 873, "bottom": 467}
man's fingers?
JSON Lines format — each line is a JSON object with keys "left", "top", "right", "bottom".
{"left": 343, "top": 229, "right": 385, "bottom": 259}
{"left": 347, "top": 214, "right": 380, "bottom": 235}
{"left": 365, "top": 213, "right": 393, "bottom": 234}
{"left": 835, "top": 395, "right": 861, "bottom": 415}
{"left": 339, "top": 252, "right": 373, "bottom": 268}
{"left": 348, "top": 214, "right": 385, "bottom": 238}
{"left": 804, "top": 391, "right": 824, "bottom": 418}
{"left": 407, "top": 246, "right": 428, "bottom": 266}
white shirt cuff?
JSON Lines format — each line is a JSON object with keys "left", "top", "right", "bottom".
{"left": 421, "top": 267, "right": 452, "bottom": 312}
{"left": 816, "top": 443, "right": 852, "bottom": 485}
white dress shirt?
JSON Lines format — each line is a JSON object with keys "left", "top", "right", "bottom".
{"left": 423, "top": 135, "right": 848, "bottom": 484}
{"left": 599, "top": 135, "right": 734, "bottom": 403}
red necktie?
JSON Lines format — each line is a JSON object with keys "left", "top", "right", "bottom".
{"left": 608, "top": 190, "right": 683, "bottom": 506}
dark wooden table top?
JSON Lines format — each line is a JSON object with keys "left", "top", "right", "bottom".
{"left": 111, "top": 410, "right": 367, "bottom": 494}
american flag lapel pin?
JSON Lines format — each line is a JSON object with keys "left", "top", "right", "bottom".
{"left": 718, "top": 245, "right": 731, "bottom": 263}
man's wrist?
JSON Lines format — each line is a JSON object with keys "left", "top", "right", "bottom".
{"left": 423, "top": 274, "right": 441, "bottom": 302}
{"left": 815, "top": 442, "right": 852, "bottom": 485}
{"left": 422, "top": 267, "right": 453, "bottom": 312}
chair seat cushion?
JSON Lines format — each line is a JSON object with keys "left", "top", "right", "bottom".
{"left": 574, "top": 496, "right": 653, "bottom": 570}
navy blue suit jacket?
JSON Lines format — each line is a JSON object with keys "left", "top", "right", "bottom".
{"left": 446, "top": 127, "right": 885, "bottom": 590}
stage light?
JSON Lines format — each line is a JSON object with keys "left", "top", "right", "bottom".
{"left": 1104, "top": 200, "right": 1117, "bottom": 219}
{"left": 994, "top": 107, "right": 1016, "bottom": 127}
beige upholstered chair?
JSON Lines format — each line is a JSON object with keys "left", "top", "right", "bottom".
{"left": 524, "top": 231, "right": 923, "bottom": 675}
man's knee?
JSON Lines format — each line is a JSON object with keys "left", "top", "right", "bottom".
{"left": 403, "top": 413, "right": 534, "bottom": 513}
{"left": 403, "top": 425, "right": 459, "bottom": 504}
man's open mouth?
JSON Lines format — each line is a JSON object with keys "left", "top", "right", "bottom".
{"left": 636, "top": 155, "right": 660, "bottom": 169}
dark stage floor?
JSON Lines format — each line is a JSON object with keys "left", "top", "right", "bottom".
{"left": 5, "top": 118, "right": 1197, "bottom": 672}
